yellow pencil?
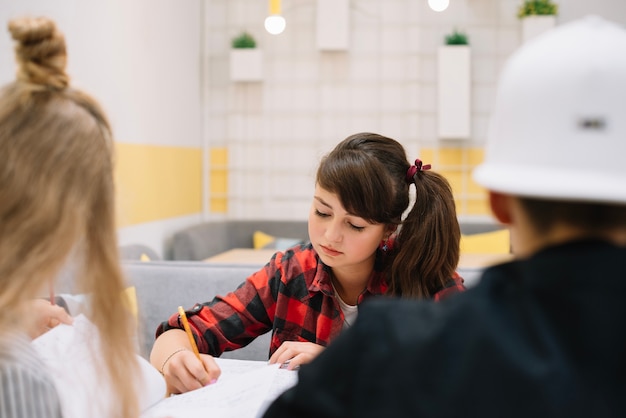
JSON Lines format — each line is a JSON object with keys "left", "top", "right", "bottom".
{"left": 178, "top": 306, "right": 201, "bottom": 361}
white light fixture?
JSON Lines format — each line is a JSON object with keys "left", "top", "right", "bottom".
{"left": 265, "top": 15, "right": 286, "bottom": 35}
{"left": 428, "top": 0, "right": 450, "bottom": 12}
{"left": 265, "top": 0, "right": 286, "bottom": 35}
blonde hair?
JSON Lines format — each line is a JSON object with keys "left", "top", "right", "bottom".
{"left": 0, "top": 17, "right": 139, "bottom": 417}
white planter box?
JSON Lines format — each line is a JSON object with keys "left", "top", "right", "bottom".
{"left": 316, "top": 0, "right": 349, "bottom": 51}
{"left": 522, "top": 15, "right": 556, "bottom": 43}
{"left": 437, "top": 45, "right": 471, "bottom": 139}
{"left": 229, "top": 49, "right": 263, "bottom": 82}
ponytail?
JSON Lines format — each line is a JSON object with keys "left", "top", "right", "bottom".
{"left": 388, "top": 168, "right": 460, "bottom": 298}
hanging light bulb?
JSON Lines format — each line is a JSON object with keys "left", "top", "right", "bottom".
{"left": 428, "top": 0, "right": 450, "bottom": 12}
{"left": 265, "top": 0, "right": 286, "bottom": 35}
{"left": 265, "top": 15, "right": 286, "bottom": 35}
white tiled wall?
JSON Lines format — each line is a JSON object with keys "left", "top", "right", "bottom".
{"left": 203, "top": 0, "right": 626, "bottom": 220}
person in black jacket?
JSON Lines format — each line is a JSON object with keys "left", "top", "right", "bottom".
{"left": 263, "top": 15, "right": 626, "bottom": 418}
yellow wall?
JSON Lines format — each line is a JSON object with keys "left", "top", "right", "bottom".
{"left": 113, "top": 143, "right": 487, "bottom": 228}
{"left": 420, "top": 147, "right": 489, "bottom": 217}
{"left": 209, "top": 147, "right": 228, "bottom": 213}
{"left": 114, "top": 143, "right": 203, "bottom": 227}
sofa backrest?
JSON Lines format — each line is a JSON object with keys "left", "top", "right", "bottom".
{"left": 122, "top": 260, "right": 271, "bottom": 361}
{"left": 459, "top": 222, "right": 504, "bottom": 235}
{"left": 119, "top": 243, "right": 161, "bottom": 261}
{"left": 170, "top": 220, "right": 309, "bottom": 260}
{"left": 169, "top": 219, "right": 505, "bottom": 261}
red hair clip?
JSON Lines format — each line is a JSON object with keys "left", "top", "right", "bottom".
{"left": 405, "top": 159, "right": 431, "bottom": 183}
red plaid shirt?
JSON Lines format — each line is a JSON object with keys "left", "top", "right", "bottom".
{"left": 157, "top": 243, "right": 465, "bottom": 358}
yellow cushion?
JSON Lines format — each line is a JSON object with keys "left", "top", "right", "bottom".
{"left": 123, "top": 286, "right": 138, "bottom": 321}
{"left": 460, "top": 229, "right": 510, "bottom": 254}
{"left": 139, "top": 253, "right": 151, "bottom": 262}
{"left": 253, "top": 230, "right": 276, "bottom": 249}
{"left": 253, "top": 230, "right": 305, "bottom": 251}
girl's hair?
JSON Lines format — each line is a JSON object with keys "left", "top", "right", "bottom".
{"left": 0, "top": 17, "right": 139, "bottom": 417}
{"left": 316, "top": 132, "right": 460, "bottom": 298}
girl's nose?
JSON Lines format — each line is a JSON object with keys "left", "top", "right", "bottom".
{"left": 325, "top": 220, "right": 343, "bottom": 243}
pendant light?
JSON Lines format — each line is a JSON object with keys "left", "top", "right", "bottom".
{"left": 265, "top": 0, "right": 286, "bottom": 35}
{"left": 428, "top": 0, "right": 450, "bottom": 12}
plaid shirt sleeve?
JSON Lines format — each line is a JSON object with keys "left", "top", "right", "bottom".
{"left": 432, "top": 271, "right": 466, "bottom": 302}
{"left": 155, "top": 245, "right": 337, "bottom": 357}
{"left": 156, "top": 253, "right": 285, "bottom": 356}
{"left": 156, "top": 244, "right": 398, "bottom": 356}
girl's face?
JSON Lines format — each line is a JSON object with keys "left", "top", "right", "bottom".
{"left": 308, "top": 185, "right": 388, "bottom": 273}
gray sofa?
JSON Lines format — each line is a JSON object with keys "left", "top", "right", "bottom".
{"left": 170, "top": 220, "right": 309, "bottom": 260}
{"left": 123, "top": 255, "right": 491, "bottom": 362}
{"left": 169, "top": 219, "right": 504, "bottom": 261}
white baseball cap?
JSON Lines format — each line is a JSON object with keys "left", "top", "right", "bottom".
{"left": 473, "top": 16, "right": 626, "bottom": 204}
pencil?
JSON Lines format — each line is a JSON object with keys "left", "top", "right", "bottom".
{"left": 178, "top": 306, "right": 201, "bottom": 361}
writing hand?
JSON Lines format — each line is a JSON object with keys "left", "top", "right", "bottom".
{"left": 28, "top": 298, "right": 74, "bottom": 339}
{"left": 161, "top": 350, "right": 221, "bottom": 394}
{"left": 268, "top": 341, "right": 325, "bottom": 370}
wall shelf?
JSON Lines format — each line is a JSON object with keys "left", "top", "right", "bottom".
{"left": 521, "top": 15, "right": 556, "bottom": 43}
{"left": 230, "top": 49, "right": 263, "bottom": 82}
{"left": 437, "top": 45, "right": 471, "bottom": 139}
{"left": 316, "top": 0, "right": 350, "bottom": 51}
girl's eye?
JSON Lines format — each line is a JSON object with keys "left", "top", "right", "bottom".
{"left": 349, "top": 223, "right": 365, "bottom": 232}
{"left": 315, "top": 209, "right": 330, "bottom": 218}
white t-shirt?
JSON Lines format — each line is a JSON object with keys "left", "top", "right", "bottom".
{"left": 332, "top": 284, "right": 359, "bottom": 329}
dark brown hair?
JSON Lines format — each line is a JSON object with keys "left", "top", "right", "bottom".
{"left": 519, "top": 197, "right": 626, "bottom": 235}
{"left": 316, "top": 132, "right": 460, "bottom": 298}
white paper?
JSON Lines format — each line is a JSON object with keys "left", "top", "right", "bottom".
{"left": 142, "top": 358, "right": 298, "bottom": 418}
{"left": 32, "top": 314, "right": 166, "bottom": 418}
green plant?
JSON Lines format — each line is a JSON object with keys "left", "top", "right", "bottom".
{"left": 517, "top": 0, "right": 558, "bottom": 18}
{"left": 445, "top": 29, "right": 469, "bottom": 46}
{"left": 231, "top": 31, "right": 256, "bottom": 49}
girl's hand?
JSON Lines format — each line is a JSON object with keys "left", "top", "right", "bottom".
{"left": 268, "top": 341, "right": 325, "bottom": 370}
{"left": 161, "top": 349, "right": 221, "bottom": 394}
{"left": 28, "top": 299, "right": 74, "bottom": 339}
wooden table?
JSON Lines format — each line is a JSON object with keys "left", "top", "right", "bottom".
{"left": 204, "top": 248, "right": 514, "bottom": 269}
{"left": 204, "top": 248, "right": 278, "bottom": 264}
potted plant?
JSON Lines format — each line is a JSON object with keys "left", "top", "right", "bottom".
{"left": 232, "top": 31, "right": 256, "bottom": 49}
{"left": 444, "top": 29, "right": 469, "bottom": 46}
{"left": 229, "top": 31, "right": 263, "bottom": 82}
{"left": 517, "top": 0, "right": 558, "bottom": 42}
{"left": 437, "top": 28, "right": 471, "bottom": 139}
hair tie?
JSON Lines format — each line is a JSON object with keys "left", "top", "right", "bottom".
{"left": 405, "top": 159, "right": 431, "bottom": 183}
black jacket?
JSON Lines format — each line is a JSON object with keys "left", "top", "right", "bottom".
{"left": 264, "top": 240, "right": 626, "bottom": 418}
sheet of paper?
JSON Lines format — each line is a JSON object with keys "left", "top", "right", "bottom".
{"left": 142, "top": 358, "right": 298, "bottom": 418}
{"left": 33, "top": 317, "right": 297, "bottom": 418}
{"left": 32, "top": 314, "right": 166, "bottom": 418}
{"left": 256, "top": 366, "right": 300, "bottom": 418}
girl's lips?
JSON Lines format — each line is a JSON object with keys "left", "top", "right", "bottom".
{"left": 320, "top": 245, "right": 342, "bottom": 257}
